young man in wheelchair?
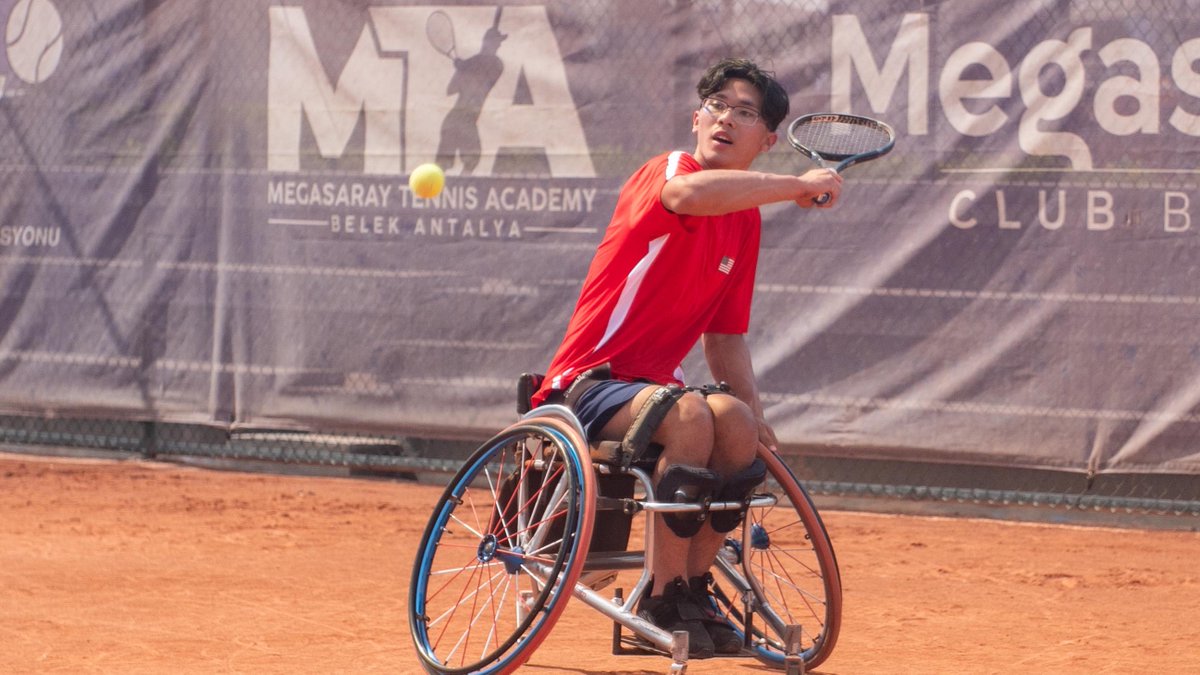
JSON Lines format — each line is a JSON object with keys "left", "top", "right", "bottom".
{"left": 531, "top": 58, "right": 842, "bottom": 658}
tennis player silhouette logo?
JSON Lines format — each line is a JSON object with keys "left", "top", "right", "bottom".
{"left": 426, "top": 7, "right": 505, "bottom": 176}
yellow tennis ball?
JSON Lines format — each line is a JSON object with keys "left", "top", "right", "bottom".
{"left": 409, "top": 163, "right": 445, "bottom": 199}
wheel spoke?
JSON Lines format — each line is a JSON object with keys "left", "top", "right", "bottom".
{"left": 447, "top": 567, "right": 515, "bottom": 667}
{"left": 425, "top": 548, "right": 485, "bottom": 607}
{"left": 492, "top": 461, "right": 567, "bottom": 549}
{"left": 426, "top": 564, "right": 509, "bottom": 632}
{"left": 431, "top": 552, "right": 486, "bottom": 654}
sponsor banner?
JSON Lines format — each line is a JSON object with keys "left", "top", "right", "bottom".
{"left": 1, "top": 0, "right": 1199, "bottom": 474}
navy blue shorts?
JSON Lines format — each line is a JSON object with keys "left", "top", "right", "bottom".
{"left": 571, "top": 380, "right": 649, "bottom": 443}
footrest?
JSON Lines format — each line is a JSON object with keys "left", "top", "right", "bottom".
{"left": 614, "top": 634, "right": 755, "bottom": 660}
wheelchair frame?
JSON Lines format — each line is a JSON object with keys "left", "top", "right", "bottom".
{"left": 409, "top": 402, "right": 842, "bottom": 675}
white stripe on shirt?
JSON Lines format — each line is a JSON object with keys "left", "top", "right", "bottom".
{"left": 592, "top": 234, "right": 669, "bottom": 353}
{"left": 665, "top": 150, "right": 687, "bottom": 180}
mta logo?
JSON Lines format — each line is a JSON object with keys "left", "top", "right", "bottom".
{"left": 268, "top": 6, "right": 596, "bottom": 178}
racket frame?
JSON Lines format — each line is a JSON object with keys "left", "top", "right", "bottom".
{"left": 786, "top": 112, "right": 896, "bottom": 172}
{"left": 785, "top": 112, "right": 895, "bottom": 204}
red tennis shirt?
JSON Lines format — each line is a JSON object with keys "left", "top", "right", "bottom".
{"left": 533, "top": 150, "right": 761, "bottom": 406}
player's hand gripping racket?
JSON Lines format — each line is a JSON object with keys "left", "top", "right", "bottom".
{"left": 786, "top": 113, "right": 896, "bottom": 205}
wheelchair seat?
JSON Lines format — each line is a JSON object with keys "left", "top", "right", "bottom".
{"left": 516, "top": 372, "right": 665, "bottom": 471}
{"left": 515, "top": 372, "right": 652, "bottom": 554}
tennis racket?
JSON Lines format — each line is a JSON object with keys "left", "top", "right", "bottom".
{"left": 426, "top": 10, "right": 457, "bottom": 60}
{"left": 786, "top": 113, "right": 896, "bottom": 205}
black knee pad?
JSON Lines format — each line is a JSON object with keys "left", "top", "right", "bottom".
{"left": 656, "top": 464, "right": 720, "bottom": 538}
{"left": 710, "top": 458, "right": 766, "bottom": 533}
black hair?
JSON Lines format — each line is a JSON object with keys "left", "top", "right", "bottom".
{"left": 696, "top": 58, "right": 789, "bottom": 132}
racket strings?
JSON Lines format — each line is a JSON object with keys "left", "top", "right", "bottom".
{"left": 790, "top": 121, "right": 892, "bottom": 158}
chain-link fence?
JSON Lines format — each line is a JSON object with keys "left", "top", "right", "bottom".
{"left": 3, "top": 414, "right": 1197, "bottom": 529}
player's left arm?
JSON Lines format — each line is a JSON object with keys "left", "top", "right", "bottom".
{"left": 702, "top": 332, "right": 779, "bottom": 454}
{"left": 662, "top": 168, "right": 841, "bottom": 215}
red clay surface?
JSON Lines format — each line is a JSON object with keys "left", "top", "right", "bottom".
{"left": 2, "top": 452, "right": 1198, "bottom": 674}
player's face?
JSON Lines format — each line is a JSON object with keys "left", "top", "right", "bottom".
{"left": 691, "top": 79, "right": 777, "bottom": 170}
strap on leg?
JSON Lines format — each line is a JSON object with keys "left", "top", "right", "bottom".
{"left": 621, "top": 384, "right": 685, "bottom": 468}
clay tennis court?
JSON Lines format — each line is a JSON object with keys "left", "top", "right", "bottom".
{"left": 2, "top": 451, "right": 1197, "bottom": 674}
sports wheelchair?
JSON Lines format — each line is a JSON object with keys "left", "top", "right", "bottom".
{"left": 408, "top": 374, "right": 842, "bottom": 674}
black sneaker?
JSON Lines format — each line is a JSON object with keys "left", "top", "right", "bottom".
{"left": 636, "top": 577, "right": 716, "bottom": 658}
{"left": 689, "top": 573, "right": 743, "bottom": 654}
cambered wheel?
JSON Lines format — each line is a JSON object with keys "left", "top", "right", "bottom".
{"left": 409, "top": 417, "right": 595, "bottom": 674}
{"left": 709, "top": 449, "right": 842, "bottom": 670}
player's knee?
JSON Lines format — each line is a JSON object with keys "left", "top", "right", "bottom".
{"left": 657, "top": 392, "right": 715, "bottom": 465}
{"left": 708, "top": 394, "right": 758, "bottom": 471}
{"left": 675, "top": 391, "right": 716, "bottom": 431}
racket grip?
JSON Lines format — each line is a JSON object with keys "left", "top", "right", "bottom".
{"left": 814, "top": 192, "right": 831, "bottom": 205}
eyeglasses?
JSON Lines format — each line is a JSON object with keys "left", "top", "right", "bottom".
{"left": 700, "top": 97, "right": 762, "bottom": 126}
